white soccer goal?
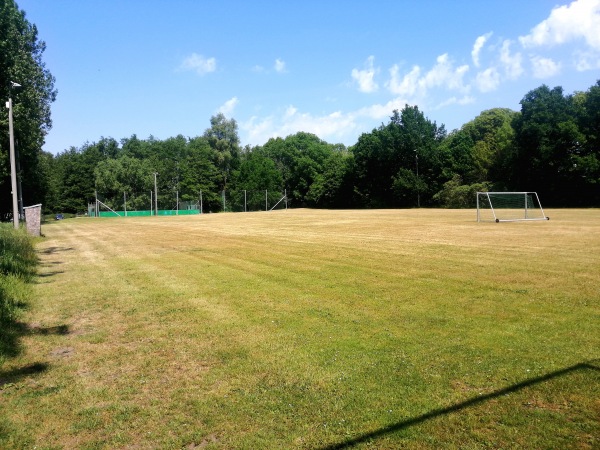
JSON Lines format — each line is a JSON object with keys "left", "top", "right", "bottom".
{"left": 476, "top": 192, "right": 550, "bottom": 222}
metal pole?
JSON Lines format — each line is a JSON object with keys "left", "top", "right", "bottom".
{"left": 176, "top": 190, "right": 179, "bottom": 215}
{"left": 285, "top": 189, "right": 288, "bottom": 210}
{"left": 150, "top": 190, "right": 153, "bottom": 215}
{"left": 15, "top": 140, "right": 24, "bottom": 221}
{"left": 415, "top": 149, "right": 420, "bottom": 208}
{"left": 244, "top": 190, "right": 247, "bottom": 212}
{"left": 153, "top": 173, "right": 158, "bottom": 216}
{"left": 124, "top": 192, "right": 127, "bottom": 217}
{"left": 265, "top": 190, "right": 268, "bottom": 211}
{"left": 7, "top": 96, "right": 18, "bottom": 228}
{"left": 200, "top": 190, "right": 203, "bottom": 214}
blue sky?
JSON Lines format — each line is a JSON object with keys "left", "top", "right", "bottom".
{"left": 16, "top": 0, "right": 600, "bottom": 154}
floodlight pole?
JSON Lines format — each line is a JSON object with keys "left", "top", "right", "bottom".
{"left": 415, "top": 149, "right": 420, "bottom": 208}
{"left": 153, "top": 172, "right": 158, "bottom": 216}
{"left": 6, "top": 82, "right": 20, "bottom": 228}
{"left": 16, "top": 143, "right": 24, "bottom": 220}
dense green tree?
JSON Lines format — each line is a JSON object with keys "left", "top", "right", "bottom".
{"left": 353, "top": 105, "right": 445, "bottom": 207}
{"left": 179, "top": 137, "right": 221, "bottom": 212}
{"left": 572, "top": 81, "right": 600, "bottom": 204}
{"left": 203, "top": 113, "right": 241, "bottom": 191}
{"left": 436, "top": 108, "right": 518, "bottom": 205}
{"left": 52, "top": 138, "right": 119, "bottom": 213}
{"left": 432, "top": 174, "right": 491, "bottom": 208}
{"left": 512, "top": 85, "right": 586, "bottom": 205}
{"left": 260, "top": 132, "right": 340, "bottom": 207}
{"left": 37, "top": 150, "right": 59, "bottom": 212}
{"left": 306, "top": 150, "right": 354, "bottom": 208}
{"left": 351, "top": 130, "right": 388, "bottom": 206}
{"left": 0, "top": 0, "right": 56, "bottom": 218}
{"left": 392, "top": 106, "right": 447, "bottom": 206}
{"left": 228, "top": 150, "right": 283, "bottom": 211}
{"left": 461, "top": 108, "right": 517, "bottom": 184}
{"left": 121, "top": 134, "right": 151, "bottom": 160}
{"left": 94, "top": 156, "right": 151, "bottom": 211}
{"left": 52, "top": 148, "right": 89, "bottom": 213}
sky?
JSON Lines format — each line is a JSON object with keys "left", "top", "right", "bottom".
{"left": 15, "top": 0, "right": 600, "bottom": 154}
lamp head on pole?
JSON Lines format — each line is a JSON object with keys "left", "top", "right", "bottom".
{"left": 10, "top": 81, "right": 21, "bottom": 89}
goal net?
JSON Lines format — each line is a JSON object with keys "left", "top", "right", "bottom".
{"left": 476, "top": 192, "right": 549, "bottom": 222}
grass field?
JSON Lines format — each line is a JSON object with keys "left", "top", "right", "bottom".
{"left": 1, "top": 208, "right": 599, "bottom": 449}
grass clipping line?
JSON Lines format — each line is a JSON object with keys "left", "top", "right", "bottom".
{"left": 0, "top": 209, "right": 598, "bottom": 449}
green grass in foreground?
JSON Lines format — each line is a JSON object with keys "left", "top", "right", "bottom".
{"left": 0, "top": 209, "right": 598, "bottom": 449}
{"left": 0, "top": 224, "right": 37, "bottom": 364}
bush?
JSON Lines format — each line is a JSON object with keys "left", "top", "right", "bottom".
{"left": 433, "top": 175, "right": 491, "bottom": 208}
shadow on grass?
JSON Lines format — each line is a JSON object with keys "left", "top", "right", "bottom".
{"left": 0, "top": 322, "right": 70, "bottom": 363}
{"left": 35, "top": 270, "right": 65, "bottom": 279}
{"left": 34, "top": 247, "right": 71, "bottom": 282}
{"left": 37, "top": 246, "right": 74, "bottom": 255}
{"left": 0, "top": 362, "right": 49, "bottom": 387}
{"left": 0, "top": 323, "right": 68, "bottom": 390}
{"left": 320, "top": 360, "right": 600, "bottom": 450}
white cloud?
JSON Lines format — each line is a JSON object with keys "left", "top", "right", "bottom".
{"left": 179, "top": 53, "right": 217, "bottom": 75}
{"left": 499, "top": 40, "right": 524, "bottom": 79}
{"left": 351, "top": 56, "right": 379, "bottom": 93}
{"left": 519, "top": 0, "right": 600, "bottom": 50}
{"left": 475, "top": 67, "right": 501, "bottom": 92}
{"left": 242, "top": 107, "right": 360, "bottom": 146}
{"left": 472, "top": 32, "right": 493, "bottom": 67}
{"left": 274, "top": 58, "right": 287, "bottom": 73}
{"left": 240, "top": 3, "right": 600, "bottom": 148}
{"left": 218, "top": 97, "right": 239, "bottom": 116}
{"left": 423, "top": 54, "right": 470, "bottom": 92}
{"left": 573, "top": 49, "right": 600, "bottom": 70}
{"left": 385, "top": 54, "right": 469, "bottom": 98}
{"left": 355, "top": 97, "right": 411, "bottom": 121}
{"left": 434, "top": 96, "right": 476, "bottom": 110}
{"left": 386, "top": 65, "right": 421, "bottom": 96}
{"left": 531, "top": 56, "right": 562, "bottom": 78}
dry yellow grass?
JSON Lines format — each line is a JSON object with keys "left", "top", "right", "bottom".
{"left": 1, "top": 208, "right": 599, "bottom": 449}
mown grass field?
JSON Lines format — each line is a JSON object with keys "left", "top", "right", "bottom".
{"left": 1, "top": 208, "right": 599, "bottom": 449}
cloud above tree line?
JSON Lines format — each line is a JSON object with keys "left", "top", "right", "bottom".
{"left": 186, "top": 0, "right": 600, "bottom": 146}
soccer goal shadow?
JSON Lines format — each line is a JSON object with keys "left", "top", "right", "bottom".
{"left": 320, "top": 360, "right": 600, "bottom": 450}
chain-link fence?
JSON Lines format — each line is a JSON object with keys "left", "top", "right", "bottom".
{"left": 88, "top": 189, "right": 288, "bottom": 216}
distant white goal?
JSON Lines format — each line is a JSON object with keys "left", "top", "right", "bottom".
{"left": 476, "top": 192, "right": 550, "bottom": 223}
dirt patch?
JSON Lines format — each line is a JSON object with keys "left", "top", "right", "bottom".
{"left": 188, "top": 433, "right": 218, "bottom": 449}
{"left": 50, "top": 347, "right": 75, "bottom": 358}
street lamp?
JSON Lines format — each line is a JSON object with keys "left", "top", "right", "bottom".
{"left": 6, "top": 81, "right": 21, "bottom": 228}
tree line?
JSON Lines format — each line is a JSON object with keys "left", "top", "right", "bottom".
{"left": 36, "top": 79, "right": 600, "bottom": 214}
{"left": 2, "top": 1, "right": 599, "bottom": 217}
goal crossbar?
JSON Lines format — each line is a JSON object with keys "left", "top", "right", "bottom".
{"left": 477, "top": 192, "right": 549, "bottom": 223}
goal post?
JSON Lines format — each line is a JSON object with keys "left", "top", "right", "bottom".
{"left": 477, "top": 192, "right": 550, "bottom": 222}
